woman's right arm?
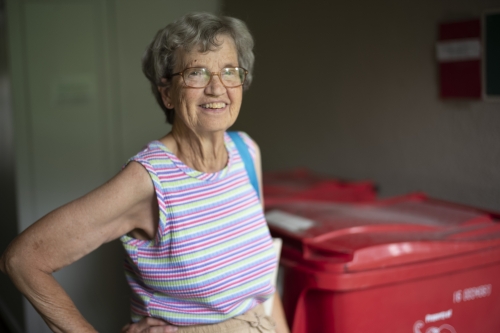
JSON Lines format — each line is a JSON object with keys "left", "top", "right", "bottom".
{"left": 0, "top": 162, "right": 158, "bottom": 333}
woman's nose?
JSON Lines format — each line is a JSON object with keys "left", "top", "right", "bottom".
{"left": 205, "top": 73, "right": 226, "bottom": 96}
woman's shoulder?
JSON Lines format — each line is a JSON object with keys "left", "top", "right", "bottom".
{"left": 130, "top": 140, "right": 172, "bottom": 162}
{"left": 124, "top": 141, "right": 178, "bottom": 179}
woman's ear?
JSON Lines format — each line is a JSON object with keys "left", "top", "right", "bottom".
{"left": 158, "top": 78, "right": 174, "bottom": 109}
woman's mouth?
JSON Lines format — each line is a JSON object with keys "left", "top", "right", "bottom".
{"left": 200, "top": 102, "right": 227, "bottom": 109}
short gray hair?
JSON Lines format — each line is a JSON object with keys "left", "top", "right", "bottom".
{"left": 142, "top": 12, "right": 255, "bottom": 124}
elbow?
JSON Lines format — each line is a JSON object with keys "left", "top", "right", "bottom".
{"left": 0, "top": 245, "right": 29, "bottom": 281}
{"left": 1, "top": 236, "right": 53, "bottom": 283}
{"left": 0, "top": 248, "right": 17, "bottom": 278}
{"left": 1, "top": 240, "right": 55, "bottom": 280}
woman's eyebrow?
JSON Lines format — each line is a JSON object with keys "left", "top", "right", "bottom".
{"left": 183, "top": 62, "right": 239, "bottom": 69}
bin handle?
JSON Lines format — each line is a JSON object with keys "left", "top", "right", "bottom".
{"left": 345, "top": 239, "right": 500, "bottom": 271}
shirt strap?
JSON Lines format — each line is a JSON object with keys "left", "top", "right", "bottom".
{"left": 227, "top": 131, "right": 261, "bottom": 201}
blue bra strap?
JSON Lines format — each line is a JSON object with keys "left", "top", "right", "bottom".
{"left": 227, "top": 131, "right": 261, "bottom": 201}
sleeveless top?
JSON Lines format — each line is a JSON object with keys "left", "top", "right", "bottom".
{"left": 120, "top": 132, "right": 276, "bottom": 326}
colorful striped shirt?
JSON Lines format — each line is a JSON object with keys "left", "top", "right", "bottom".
{"left": 120, "top": 132, "right": 276, "bottom": 326}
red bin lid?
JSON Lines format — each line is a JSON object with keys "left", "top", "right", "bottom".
{"left": 266, "top": 194, "right": 500, "bottom": 273}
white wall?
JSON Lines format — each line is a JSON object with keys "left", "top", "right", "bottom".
{"left": 5, "top": 1, "right": 220, "bottom": 332}
{"left": 224, "top": 0, "right": 500, "bottom": 212}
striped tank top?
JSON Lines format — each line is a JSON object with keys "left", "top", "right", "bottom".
{"left": 120, "top": 132, "right": 276, "bottom": 326}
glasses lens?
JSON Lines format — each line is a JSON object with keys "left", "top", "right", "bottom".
{"left": 221, "top": 68, "right": 246, "bottom": 87}
{"left": 181, "top": 67, "right": 247, "bottom": 87}
{"left": 183, "top": 68, "right": 210, "bottom": 87}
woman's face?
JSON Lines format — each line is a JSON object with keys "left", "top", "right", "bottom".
{"left": 163, "top": 35, "right": 243, "bottom": 135}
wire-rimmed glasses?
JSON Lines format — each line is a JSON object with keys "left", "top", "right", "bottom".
{"left": 169, "top": 67, "right": 248, "bottom": 88}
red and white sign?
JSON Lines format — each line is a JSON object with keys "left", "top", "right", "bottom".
{"left": 437, "top": 19, "right": 482, "bottom": 99}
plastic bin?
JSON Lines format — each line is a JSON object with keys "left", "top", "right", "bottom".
{"left": 263, "top": 168, "right": 377, "bottom": 205}
{"left": 266, "top": 193, "right": 500, "bottom": 333}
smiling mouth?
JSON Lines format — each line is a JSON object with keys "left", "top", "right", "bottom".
{"left": 200, "top": 102, "right": 227, "bottom": 109}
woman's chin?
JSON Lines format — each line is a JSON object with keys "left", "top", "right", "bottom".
{"left": 196, "top": 108, "right": 236, "bottom": 132}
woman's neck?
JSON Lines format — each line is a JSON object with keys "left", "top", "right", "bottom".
{"left": 161, "top": 125, "right": 228, "bottom": 173}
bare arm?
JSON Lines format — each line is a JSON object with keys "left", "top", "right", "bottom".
{"left": 0, "top": 162, "right": 157, "bottom": 332}
{"left": 252, "top": 141, "right": 290, "bottom": 333}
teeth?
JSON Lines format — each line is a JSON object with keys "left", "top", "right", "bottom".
{"left": 202, "top": 103, "right": 226, "bottom": 109}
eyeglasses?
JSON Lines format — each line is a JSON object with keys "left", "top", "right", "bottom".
{"left": 169, "top": 67, "right": 248, "bottom": 88}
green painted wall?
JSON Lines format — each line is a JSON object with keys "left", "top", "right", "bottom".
{"left": 4, "top": 1, "right": 220, "bottom": 332}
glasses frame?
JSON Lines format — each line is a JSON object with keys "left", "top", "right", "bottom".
{"left": 169, "top": 67, "right": 248, "bottom": 88}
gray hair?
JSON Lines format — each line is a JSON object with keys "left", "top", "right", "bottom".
{"left": 142, "top": 12, "right": 255, "bottom": 124}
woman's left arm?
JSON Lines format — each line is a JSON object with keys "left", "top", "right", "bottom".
{"left": 252, "top": 141, "right": 290, "bottom": 333}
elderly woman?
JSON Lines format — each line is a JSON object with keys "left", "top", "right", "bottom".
{"left": 0, "top": 12, "right": 289, "bottom": 333}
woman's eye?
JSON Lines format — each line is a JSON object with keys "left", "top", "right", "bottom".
{"left": 187, "top": 69, "right": 205, "bottom": 77}
{"left": 222, "top": 69, "right": 236, "bottom": 76}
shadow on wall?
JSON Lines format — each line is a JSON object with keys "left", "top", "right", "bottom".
{"left": 0, "top": 0, "right": 23, "bottom": 330}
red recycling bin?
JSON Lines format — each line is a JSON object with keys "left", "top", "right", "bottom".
{"left": 266, "top": 193, "right": 500, "bottom": 333}
{"left": 263, "top": 168, "right": 377, "bottom": 205}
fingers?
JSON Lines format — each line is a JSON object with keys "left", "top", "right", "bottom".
{"left": 144, "top": 317, "right": 171, "bottom": 326}
{"left": 121, "top": 317, "right": 178, "bottom": 333}
{"left": 139, "top": 325, "right": 178, "bottom": 333}
{"left": 147, "top": 326, "right": 178, "bottom": 333}
{"left": 122, "top": 327, "right": 175, "bottom": 333}
{"left": 142, "top": 317, "right": 178, "bottom": 332}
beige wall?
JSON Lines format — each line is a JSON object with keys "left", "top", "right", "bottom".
{"left": 224, "top": 0, "right": 500, "bottom": 211}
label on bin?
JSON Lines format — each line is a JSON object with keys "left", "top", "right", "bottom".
{"left": 413, "top": 310, "right": 455, "bottom": 333}
{"left": 413, "top": 320, "right": 456, "bottom": 333}
{"left": 453, "top": 284, "right": 492, "bottom": 303}
{"left": 425, "top": 309, "right": 452, "bottom": 323}
{"left": 266, "top": 210, "right": 315, "bottom": 232}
